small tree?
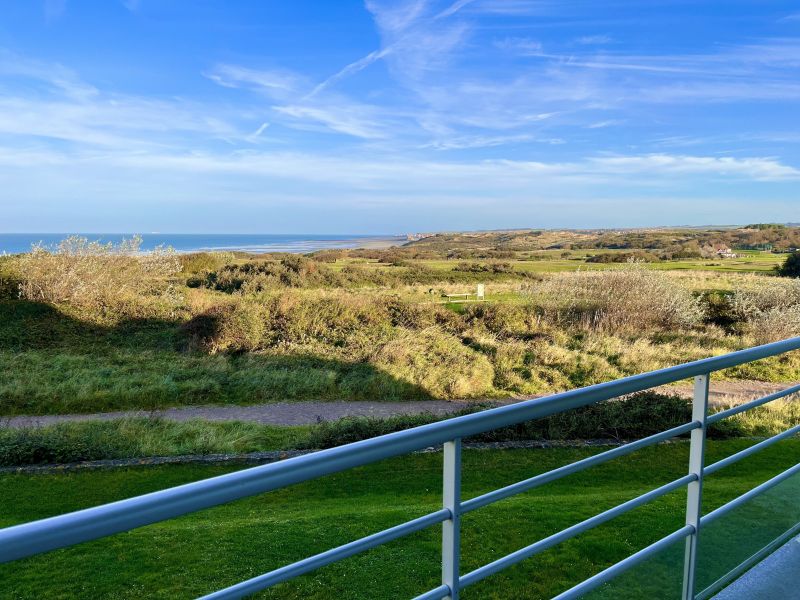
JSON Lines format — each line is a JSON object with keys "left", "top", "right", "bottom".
{"left": 779, "top": 252, "right": 800, "bottom": 278}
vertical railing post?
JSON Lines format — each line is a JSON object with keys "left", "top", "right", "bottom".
{"left": 442, "top": 438, "right": 462, "bottom": 600}
{"left": 682, "top": 374, "right": 710, "bottom": 600}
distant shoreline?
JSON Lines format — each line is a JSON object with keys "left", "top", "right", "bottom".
{"left": 0, "top": 233, "right": 406, "bottom": 255}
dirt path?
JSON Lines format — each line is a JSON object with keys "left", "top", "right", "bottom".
{"left": 655, "top": 380, "right": 799, "bottom": 407}
{"left": 3, "top": 380, "right": 797, "bottom": 429}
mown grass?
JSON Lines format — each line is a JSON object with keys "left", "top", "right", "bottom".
{"left": 1, "top": 440, "right": 799, "bottom": 598}
{"left": 417, "top": 252, "right": 784, "bottom": 274}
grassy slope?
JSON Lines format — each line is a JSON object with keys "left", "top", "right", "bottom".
{"left": 2, "top": 440, "right": 799, "bottom": 599}
{"left": 0, "top": 251, "right": 795, "bottom": 416}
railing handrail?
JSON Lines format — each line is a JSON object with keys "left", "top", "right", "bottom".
{"left": 2, "top": 335, "right": 800, "bottom": 598}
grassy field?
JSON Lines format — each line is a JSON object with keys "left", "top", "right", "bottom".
{"left": 416, "top": 251, "right": 785, "bottom": 274}
{"left": 2, "top": 440, "right": 799, "bottom": 599}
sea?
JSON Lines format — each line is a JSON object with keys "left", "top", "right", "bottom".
{"left": 0, "top": 233, "right": 404, "bottom": 255}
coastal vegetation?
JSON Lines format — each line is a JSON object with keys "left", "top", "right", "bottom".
{"left": 2, "top": 229, "right": 800, "bottom": 415}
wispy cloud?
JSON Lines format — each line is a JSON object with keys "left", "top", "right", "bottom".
{"left": 206, "top": 64, "right": 300, "bottom": 99}
{"left": 0, "top": 53, "right": 246, "bottom": 149}
{"left": 576, "top": 35, "right": 612, "bottom": 45}
{"left": 587, "top": 120, "right": 622, "bottom": 129}
{"left": 307, "top": 48, "right": 391, "bottom": 98}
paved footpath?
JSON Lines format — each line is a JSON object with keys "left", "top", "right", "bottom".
{"left": 713, "top": 534, "right": 800, "bottom": 599}
{"left": 2, "top": 380, "right": 796, "bottom": 428}
{"left": 2, "top": 400, "right": 483, "bottom": 428}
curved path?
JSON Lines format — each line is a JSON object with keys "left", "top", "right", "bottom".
{"left": 2, "top": 380, "right": 796, "bottom": 428}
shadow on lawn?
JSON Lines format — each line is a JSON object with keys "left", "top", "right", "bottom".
{"left": 0, "top": 299, "right": 435, "bottom": 414}
{"left": 0, "top": 299, "right": 179, "bottom": 352}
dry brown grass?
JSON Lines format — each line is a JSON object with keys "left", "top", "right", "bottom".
{"left": 524, "top": 262, "right": 704, "bottom": 333}
{"left": 15, "top": 236, "right": 182, "bottom": 317}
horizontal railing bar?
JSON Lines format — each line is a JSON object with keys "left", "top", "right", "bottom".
{"left": 2, "top": 337, "right": 799, "bottom": 564}
{"left": 411, "top": 584, "right": 451, "bottom": 600}
{"left": 198, "top": 509, "right": 451, "bottom": 600}
{"left": 459, "top": 474, "right": 696, "bottom": 589}
{"left": 707, "top": 383, "right": 800, "bottom": 425}
{"left": 550, "top": 525, "right": 695, "bottom": 600}
{"left": 704, "top": 424, "right": 800, "bottom": 476}
{"left": 695, "top": 520, "right": 800, "bottom": 600}
{"left": 701, "top": 461, "right": 800, "bottom": 526}
{"left": 462, "top": 421, "right": 699, "bottom": 514}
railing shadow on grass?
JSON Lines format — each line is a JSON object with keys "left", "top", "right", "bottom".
{"left": 1, "top": 337, "right": 800, "bottom": 599}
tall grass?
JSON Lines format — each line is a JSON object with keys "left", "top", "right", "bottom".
{"left": 524, "top": 262, "right": 704, "bottom": 333}
{"left": 4, "top": 247, "right": 800, "bottom": 413}
{"left": 15, "top": 235, "right": 181, "bottom": 318}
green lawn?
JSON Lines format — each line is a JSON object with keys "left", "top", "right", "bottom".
{"left": 338, "top": 252, "right": 785, "bottom": 276}
{"left": 2, "top": 440, "right": 799, "bottom": 599}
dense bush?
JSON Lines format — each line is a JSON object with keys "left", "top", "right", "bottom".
{"left": 14, "top": 236, "right": 181, "bottom": 316}
{"left": 184, "top": 291, "right": 395, "bottom": 355}
{"left": 524, "top": 263, "right": 704, "bottom": 333}
{"left": 779, "top": 252, "right": 800, "bottom": 278}
{"left": 585, "top": 251, "right": 659, "bottom": 263}
{"left": 698, "top": 290, "right": 737, "bottom": 329}
{"left": 730, "top": 278, "right": 800, "bottom": 342}
{"left": 0, "top": 257, "right": 19, "bottom": 299}
{"left": 453, "top": 262, "right": 514, "bottom": 273}
{"left": 463, "top": 302, "right": 540, "bottom": 337}
{"left": 201, "top": 255, "right": 525, "bottom": 293}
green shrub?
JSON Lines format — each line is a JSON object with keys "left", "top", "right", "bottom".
{"left": 302, "top": 392, "right": 752, "bottom": 449}
{"left": 586, "top": 251, "right": 659, "bottom": 263}
{"left": 778, "top": 252, "right": 800, "bottom": 278}
{"left": 184, "top": 301, "right": 269, "bottom": 352}
{"left": 0, "top": 257, "right": 19, "bottom": 299}
{"left": 699, "top": 290, "right": 736, "bottom": 329}
{"left": 0, "top": 418, "right": 307, "bottom": 466}
{"left": 464, "top": 302, "right": 539, "bottom": 337}
{"left": 179, "top": 252, "right": 236, "bottom": 275}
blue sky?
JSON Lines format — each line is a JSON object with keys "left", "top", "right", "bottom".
{"left": 1, "top": 1, "right": 799, "bottom": 233}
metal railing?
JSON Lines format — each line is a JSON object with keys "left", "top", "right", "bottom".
{"left": 2, "top": 337, "right": 800, "bottom": 599}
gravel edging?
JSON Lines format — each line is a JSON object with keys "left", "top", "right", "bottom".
{"left": 0, "top": 438, "right": 691, "bottom": 474}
